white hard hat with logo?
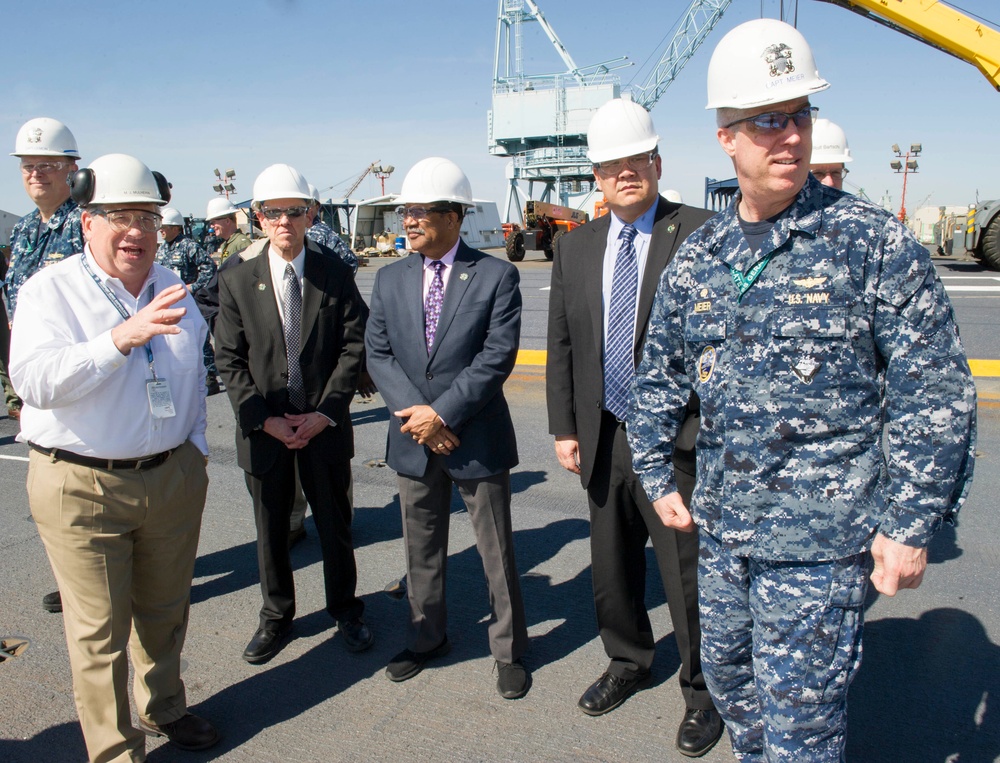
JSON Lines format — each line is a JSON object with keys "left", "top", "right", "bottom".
{"left": 11, "top": 117, "right": 81, "bottom": 159}
{"left": 71, "top": 154, "right": 170, "bottom": 206}
{"left": 706, "top": 19, "right": 830, "bottom": 110}
{"left": 206, "top": 196, "right": 239, "bottom": 220}
{"left": 160, "top": 207, "right": 185, "bottom": 227}
{"left": 252, "top": 163, "right": 311, "bottom": 206}
{"left": 810, "top": 118, "right": 853, "bottom": 164}
{"left": 587, "top": 98, "right": 659, "bottom": 164}
{"left": 398, "top": 157, "right": 473, "bottom": 207}
{"left": 307, "top": 183, "right": 321, "bottom": 203}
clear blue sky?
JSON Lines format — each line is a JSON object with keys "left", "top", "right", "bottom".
{"left": 3, "top": 0, "right": 998, "bottom": 220}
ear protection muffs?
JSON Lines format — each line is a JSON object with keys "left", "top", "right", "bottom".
{"left": 69, "top": 168, "right": 95, "bottom": 205}
{"left": 68, "top": 168, "right": 172, "bottom": 205}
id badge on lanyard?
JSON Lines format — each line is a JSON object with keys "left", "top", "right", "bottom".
{"left": 82, "top": 255, "right": 177, "bottom": 418}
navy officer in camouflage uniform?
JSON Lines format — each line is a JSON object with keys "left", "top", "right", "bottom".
{"left": 157, "top": 207, "right": 221, "bottom": 394}
{"left": 6, "top": 118, "right": 85, "bottom": 419}
{"left": 307, "top": 183, "right": 358, "bottom": 274}
{"left": 627, "top": 20, "right": 976, "bottom": 762}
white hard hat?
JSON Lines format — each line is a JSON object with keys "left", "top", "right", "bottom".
{"left": 206, "top": 196, "right": 238, "bottom": 220}
{"left": 706, "top": 19, "right": 830, "bottom": 110}
{"left": 252, "top": 163, "right": 311, "bottom": 206}
{"left": 587, "top": 99, "right": 659, "bottom": 164}
{"left": 160, "top": 207, "right": 185, "bottom": 227}
{"left": 398, "top": 157, "right": 473, "bottom": 206}
{"left": 11, "top": 117, "right": 81, "bottom": 159}
{"left": 810, "top": 118, "right": 853, "bottom": 164}
{"left": 307, "top": 183, "right": 321, "bottom": 203}
{"left": 72, "top": 153, "right": 170, "bottom": 206}
{"left": 663, "top": 189, "right": 684, "bottom": 204}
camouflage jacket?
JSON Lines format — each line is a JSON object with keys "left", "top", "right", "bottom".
{"left": 307, "top": 222, "right": 358, "bottom": 274}
{"left": 156, "top": 234, "right": 216, "bottom": 293}
{"left": 628, "top": 176, "right": 976, "bottom": 561}
{"left": 218, "top": 231, "right": 252, "bottom": 262}
{"left": 6, "top": 199, "right": 84, "bottom": 317}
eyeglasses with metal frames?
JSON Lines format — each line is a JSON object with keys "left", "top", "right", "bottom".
{"left": 259, "top": 205, "right": 310, "bottom": 221}
{"left": 811, "top": 167, "right": 849, "bottom": 181}
{"left": 593, "top": 151, "right": 658, "bottom": 176}
{"left": 91, "top": 210, "right": 163, "bottom": 233}
{"left": 20, "top": 161, "right": 69, "bottom": 175}
{"left": 724, "top": 106, "right": 818, "bottom": 135}
{"left": 395, "top": 205, "right": 452, "bottom": 220}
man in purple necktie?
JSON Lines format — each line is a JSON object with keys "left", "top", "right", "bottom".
{"left": 365, "top": 157, "right": 529, "bottom": 700}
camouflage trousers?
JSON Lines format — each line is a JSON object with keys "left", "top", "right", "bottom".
{"left": 202, "top": 335, "right": 217, "bottom": 377}
{"left": 698, "top": 529, "right": 867, "bottom": 762}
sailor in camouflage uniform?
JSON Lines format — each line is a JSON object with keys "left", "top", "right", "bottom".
{"left": 627, "top": 20, "right": 976, "bottom": 762}
{"left": 307, "top": 183, "right": 358, "bottom": 274}
{"left": 206, "top": 196, "right": 252, "bottom": 263}
{"left": 157, "top": 208, "right": 221, "bottom": 393}
{"left": 6, "top": 118, "right": 85, "bottom": 423}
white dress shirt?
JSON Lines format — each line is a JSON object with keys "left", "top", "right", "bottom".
{"left": 268, "top": 245, "right": 305, "bottom": 325}
{"left": 10, "top": 247, "right": 209, "bottom": 458}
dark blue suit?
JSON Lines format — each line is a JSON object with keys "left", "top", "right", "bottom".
{"left": 365, "top": 241, "right": 527, "bottom": 661}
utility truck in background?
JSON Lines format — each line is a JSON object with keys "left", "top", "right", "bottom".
{"left": 503, "top": 200, "right": 589, "bottom": 261}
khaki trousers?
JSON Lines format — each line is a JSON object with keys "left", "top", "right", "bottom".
{"left": 29, "top": 440, "right": 209, "bottom": 763}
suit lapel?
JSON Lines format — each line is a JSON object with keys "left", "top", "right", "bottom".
{"left": 635, "top": 198, "right": 681, "bottom": 354}
{"left": 299, "top": 245, "right": 325, "bottom": 353}
{"left": 403, "top": 253, "right": 426, "bottom": 355}
{"left": 428, "top": 243, "right": 475, "bottom": 364}
{"left": 586, "top": 216, "right": 612, "bottom": 363}
{"left": 250, "top": 251, "right": 284, "bottom": 350}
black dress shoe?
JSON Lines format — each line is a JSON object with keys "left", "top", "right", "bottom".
{"left": 578, "top": 671, "right": 652, "bottom": 716}
{"left": 676, "top": 707, "right": 724, "bottom": 758}
{"left": 385, "top": 639, "right": 451, "bottom": 682}
{"left": 138, "top": 713, "right": 220, "bottom": 751}
{"left": 496, "top": 660, "right": 530, "bottom": 699}
{"left": 339, "top": 617, "right": 374, "bottom": 652}
{"left": 42, "top": 590, "right": 62, "bottom": 613}
{"left": 242, "top": 625, "right": 292, "bottom": 664}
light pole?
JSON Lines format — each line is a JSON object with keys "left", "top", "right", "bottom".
{"left": 890, "top": 144, "right": 920, "bottom": 224}
{"left": 373, "top": 164, "right": 395, "bottom": 196}
{"left": 212, "top": 168, "right": 237, "bottom": 199}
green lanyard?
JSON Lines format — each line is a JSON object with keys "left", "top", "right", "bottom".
{"left": 730, "top": 250, "right": 775, "bottom": 301}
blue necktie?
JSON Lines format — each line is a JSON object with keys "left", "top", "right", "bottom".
{"left": 283, "top": 264, "right": 306, "bottom": 411}
{"left": 604, "top": 224, "right": 638, "bottom": 420}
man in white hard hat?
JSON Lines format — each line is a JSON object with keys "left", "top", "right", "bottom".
{"left": 6, "top": 117, "right": 84, "bottom": 614}
{"left": 365, "top": 157, "right": 529, "bottom": 699}
{"left": 628, "top": 19, "right": 975, "bottom": 760}
{"left": 157, "top": 208, "right": 222, "bottom": 395}
{"left": 546, "top": 98, "right": 722, "bottom": 757}
{"left": 205, "top": 196, "right": 251, "bottom": 262}
{"left": 215, "top": 163, "right": 372, "bottom": 664}
{"left": 10, "top": 153, "right": 219, "bottom": 759}
{"left": 809, "top": 117, "right": 852, "bottom": 190}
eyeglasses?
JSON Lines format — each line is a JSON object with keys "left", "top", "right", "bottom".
{"left": 395, "top": 205, "right": 452, "bottom": 220}
{"left": 91, "top": 210, "right": 163, "bottom": 233}
{"left": 724, "top": 106, "right": 818, "bottom": 135}
{"left": 259, "top": 205, "right": 310, "bottom": 221}
{"left": 812, "top": 167, "right": 849, "bottom": 181}
{"left": 20, "top": 161, "right": 68, "bottom": 175}
{"left": 593, "top": 152, "right": 658, "bottom": 176}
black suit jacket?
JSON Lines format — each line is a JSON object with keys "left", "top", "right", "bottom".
{"left": 215, "top": 238, "right": 366, "bottom": 476}
{"left": 546, "top": 196, "right": 712, "bottom": 489}
{"left": 365, "top": 241, "right": 521, "bottom": 480}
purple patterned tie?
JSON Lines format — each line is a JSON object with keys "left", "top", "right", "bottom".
{"left": 424, "top": 260, "right": 445, "bottom": 350}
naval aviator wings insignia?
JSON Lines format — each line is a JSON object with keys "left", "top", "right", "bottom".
{"left": 793, "top": 276, "right": 828, "bottom": 289}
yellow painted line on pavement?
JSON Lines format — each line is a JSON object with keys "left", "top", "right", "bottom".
{"left": 518, "top": 352, "right": 1000, "bottom": 378}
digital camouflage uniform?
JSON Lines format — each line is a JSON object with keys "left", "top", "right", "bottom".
{"left": 307, "top": 221, "right": 358, "bottom": 274}
{"left": 156, "top": 234, "right": 219, "bottom": 378}
{"left": 3, "top": 199, "right": 84, "bottom": 411}
{"left": 627, "top": 176, "right": 976, "bottom": 762}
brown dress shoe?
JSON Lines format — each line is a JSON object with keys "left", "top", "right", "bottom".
{"left": 138, "top": 713, "right": 219, "bottom": 751}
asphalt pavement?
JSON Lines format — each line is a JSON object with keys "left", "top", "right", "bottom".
{"left": 1, "top": 251, "right": 998, "bottom": 762}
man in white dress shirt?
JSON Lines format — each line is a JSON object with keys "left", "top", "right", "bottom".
{"left": 10, "top": 153, "right": 219, "bottom": 762}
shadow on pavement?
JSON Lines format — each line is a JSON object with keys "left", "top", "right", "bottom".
{"left": 0, "top": 722, "right": 87, "bottom": 763}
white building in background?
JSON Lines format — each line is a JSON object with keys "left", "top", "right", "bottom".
{"left": 909, "top": 204, "right": 969, "bottom": 246}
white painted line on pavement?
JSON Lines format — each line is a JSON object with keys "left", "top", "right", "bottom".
{"left": 0, "top": 455, "right": 29, "bottom": 462}
{"left": 944, "top": 286, "right": 1000, "bottom": 292}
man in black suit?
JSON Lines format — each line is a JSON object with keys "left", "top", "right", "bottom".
{"left": 546, "top": 99, "right": 722, "bottom": 757}
{"left": 215, "top": 163, "right": 372, "bottom": 664}
{"left": 365, "top": 157, "right": 529, "bottom": 700}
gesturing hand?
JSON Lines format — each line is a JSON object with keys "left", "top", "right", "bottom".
{"left": 111, "top": 284, "right": 188, "bottom": 355}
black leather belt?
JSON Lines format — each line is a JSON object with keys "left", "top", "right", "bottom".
{"left": 28, "top": 442, "right": 175, "bottom": 471}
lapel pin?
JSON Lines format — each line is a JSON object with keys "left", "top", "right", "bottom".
{"left": 667, "top": 224, "right": 676, "bottom": 233}
{"left": 258, "top": 283, "right": 266, "bottom": 291}
{"left": 459, "top": 273, "right": 469, "bottom": 281}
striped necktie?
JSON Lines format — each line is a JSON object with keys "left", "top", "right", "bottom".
{"left": 604, "top": 224, "right": 639, "bottom": 420}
